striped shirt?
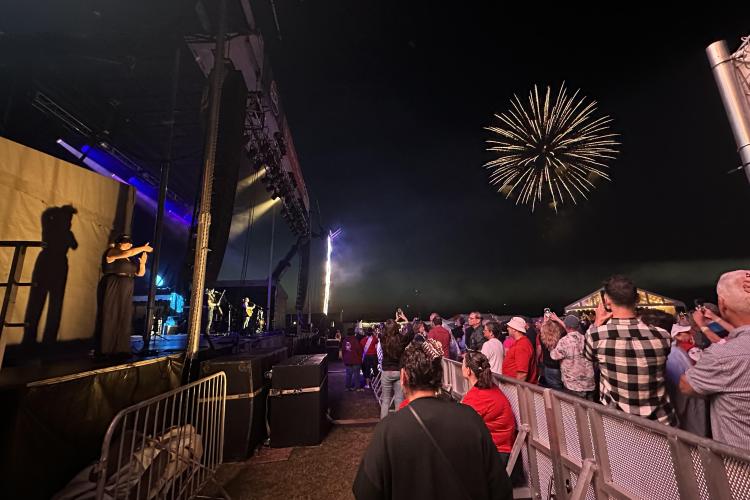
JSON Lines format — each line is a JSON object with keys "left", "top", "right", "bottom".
{"left": 685, "top": 325, "right": 750, "bottom": 449}
{"left": 584, "top": 318, "right": 676, "bottom": 425}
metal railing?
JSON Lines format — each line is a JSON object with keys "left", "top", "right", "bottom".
{"left": 442, "top": 359, "right": 750, "bottom": 500}
{"left": 0, "top": 240, "right": 46, "bottom": 369}
{"left": 94, "top": 372, "right": 228, "bottom": 500}
{"left": 371, "top": 371, "right": 383, "bottom": 406}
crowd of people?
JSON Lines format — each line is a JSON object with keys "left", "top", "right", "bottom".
{"left": 350, "top": 270, "right": 750, "bottom": 498}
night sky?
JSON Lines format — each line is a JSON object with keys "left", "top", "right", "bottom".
{"left": 2, "top": 3, "right": 750, "bottom": 321}
{"left": 259, "top": 3, "right": 750, "bottom": 319}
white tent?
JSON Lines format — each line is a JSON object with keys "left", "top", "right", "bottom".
{"left": 565, "top": 289, "right": 686, "bottom": 316}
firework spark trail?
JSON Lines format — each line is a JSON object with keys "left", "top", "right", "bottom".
{"left": 485, "top": 84, "right": 619, "bottom": 212}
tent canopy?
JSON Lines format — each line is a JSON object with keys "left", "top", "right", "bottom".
{"left": 565, "top": 289, "right": 686, "bottom": 316}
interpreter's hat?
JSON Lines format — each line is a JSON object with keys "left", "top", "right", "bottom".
{"left": 670, "top": 324, "right": 692, "bottom": 338}
{"left": 115, "top": 234, "right": 133, "bottom": 245}
{"left": 507, "top": 316, "right": 527, "bottom": 334}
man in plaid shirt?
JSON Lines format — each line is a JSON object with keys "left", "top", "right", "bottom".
{"left": 584, "top": 275, "right": 676, "bottom": 425}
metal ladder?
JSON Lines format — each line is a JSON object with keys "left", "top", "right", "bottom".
{"left": 0, "top": 241, "right": 45, "bottom": 369}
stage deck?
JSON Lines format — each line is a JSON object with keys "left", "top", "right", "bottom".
{"left": 0, "top": 331, "right": 283, "bottom": 389}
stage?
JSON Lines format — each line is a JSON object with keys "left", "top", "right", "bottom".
{"left": 0, "top": 330, "right": 293, "bottom": 499}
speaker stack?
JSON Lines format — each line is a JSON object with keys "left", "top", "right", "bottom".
{"left": 269, "top": 354, "right": 329, "bottom": 447}
{"left": 199, "top": 346, "right": 288, "bottom": 461}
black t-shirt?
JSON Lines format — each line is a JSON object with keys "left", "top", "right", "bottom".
{"left": 451, "top": 326, "right": 464, "bottom": 339}
{"left": 541, "top": 341, "right": 560, "bottom": 369}
{"left": 353, "top": 397, "right": 512, "bottom": 500}
{"left": 102, "top": 253, "right": 138, "bottom": 276}
{"left": 525, "top": 325, "right": 538, "bottom": 353}
{"left": 381, "top": 329, "right": 416, "bottom": 372}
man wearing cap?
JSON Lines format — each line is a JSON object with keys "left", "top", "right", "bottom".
{"left": 549, "top": 314, "right": 595, "bottom": 399}
{"left": 501, "top": 317, "right": 538, "bottom": 383}
{"left": 100, "top": 235, "right": 152, "bottom": 357}
{"left": 681, "top": 270, "right": 750, "bottom": 448}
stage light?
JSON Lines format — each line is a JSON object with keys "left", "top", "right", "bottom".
{"left": 57, "top": 139, "right": 127, "bottom": 183}
{"left": 229, "top": 197, "right": 280, "bottom": 239}
{"left": 255, "top": 197, "right": 281, "bottom": 219}
{"left": 238, "top": 166, "right": 267, "bottom": 191}
{"left": 57, "top": 139, "right": 192, "bottom": 227}
{"left": 156, "top": 274, "right": 165, "bottom": 287}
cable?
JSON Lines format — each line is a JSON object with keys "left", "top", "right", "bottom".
{"left": 240, "top": 189, "right": 257, "bottom": 281}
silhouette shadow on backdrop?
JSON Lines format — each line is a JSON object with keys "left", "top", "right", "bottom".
{"left": 22, "top": 205, "right": 78, "bottom": 348}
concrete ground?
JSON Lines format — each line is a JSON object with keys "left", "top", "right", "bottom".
{"left": 207, "top": 360, "right": 381, "bottom": 500}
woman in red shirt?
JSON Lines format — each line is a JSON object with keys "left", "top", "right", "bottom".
{"left": 461, "top": 350, "right": 517, "bottom": 468}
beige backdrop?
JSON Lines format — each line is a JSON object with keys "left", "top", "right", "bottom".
{"left": 0, "top": 137, "right": 134, "bottom": 344}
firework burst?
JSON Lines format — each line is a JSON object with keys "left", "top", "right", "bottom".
{"left": 485, "top": 84, "right": 619, "bottom": 212}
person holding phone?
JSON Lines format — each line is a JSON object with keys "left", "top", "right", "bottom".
{"left": 395, "top": 308, "right": 408, "bottom": 324}
{"left": 692, "top": 302, "right": 732, "bottom": 344}
{"left": 680, "top": 270, "right": 750, "bottom": 448}
{"left": 584, "top": 275, "right": 675, "bottom": 425}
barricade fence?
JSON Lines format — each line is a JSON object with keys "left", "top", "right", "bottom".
{"left": 441, "top": 359, "right": 750, "bottom": 500}
{"left": 372, "top": 371, "right": 383, "bottom": 406}
{"left": 94, "top": 372, "right": 227, "bottom": 500}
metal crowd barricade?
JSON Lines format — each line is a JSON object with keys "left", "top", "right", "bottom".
{"left": 371, "top": 371, "right": 383, "bottom": 405}
{"left": 94, "top": 373, "right": 228, "bottom": 500}
{"left": 441, "top": 359, "right": 750, "bottom": 500}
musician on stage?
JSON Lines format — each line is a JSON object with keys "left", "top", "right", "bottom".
{"left": 100, "top": 235, "right": 152, "bottom": 357}
{"left": 257, "top": 308, "right": 265, "bottom": 333}
{"left": 242, "top": 297, "right": 256, "bottom": 333}
{"left": 206, "top": 288, "right": 223, "bottom": 335}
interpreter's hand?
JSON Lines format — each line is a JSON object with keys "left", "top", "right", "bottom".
{"left": 139, "top": 252, "right": 148, "bottom": 265}
{"left": 142, "top": 243, "right": 154, "bottom": 253}
{"left": 594, "top": 301, "right": 612, "bottom": 327}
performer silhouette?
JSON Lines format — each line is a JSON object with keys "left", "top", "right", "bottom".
{"left": 206, "top": 288, "right": 223, "bottom": 335}
{"left": 242, "top": 297, "right": 256, "bottom": 333}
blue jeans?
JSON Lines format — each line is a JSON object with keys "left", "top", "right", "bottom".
{"left": 380, "top": 370, "right": 403, "bottom": 419}
{"left": 345, "top": 364, "right": 362, "bottom": 389}
{"left": 543, "top": 366, "right": 564, "bottom": 391}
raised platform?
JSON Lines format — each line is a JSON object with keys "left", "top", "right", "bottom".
{"left": 0, "top": 330, "right": 290, "bottom": 499}
{"left": 0, "top": 331, "right": 287, "bottom": 389}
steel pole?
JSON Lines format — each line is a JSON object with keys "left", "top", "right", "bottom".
{"left": 186, "top": 0, "right": 227, "bottom": 361}
{"left": 707, "top": 40, "right": 750, "bottom": 183}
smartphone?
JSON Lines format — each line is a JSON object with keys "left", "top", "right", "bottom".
{"left": 707, "top": 321, "right": 729, "bottom": 338}
{"left": 544, "top": 308, "right": 552, "bottom": 318}
{"left": 599, "top": 290, "right": 612, "bottom": 312}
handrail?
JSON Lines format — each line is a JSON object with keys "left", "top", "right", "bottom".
{"left": 441, "top": 358, "right": 750, "bottom": 500}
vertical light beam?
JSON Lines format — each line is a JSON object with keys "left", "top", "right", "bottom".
{"left": 323, "top": 232, "right": 333, "bottom": 316}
